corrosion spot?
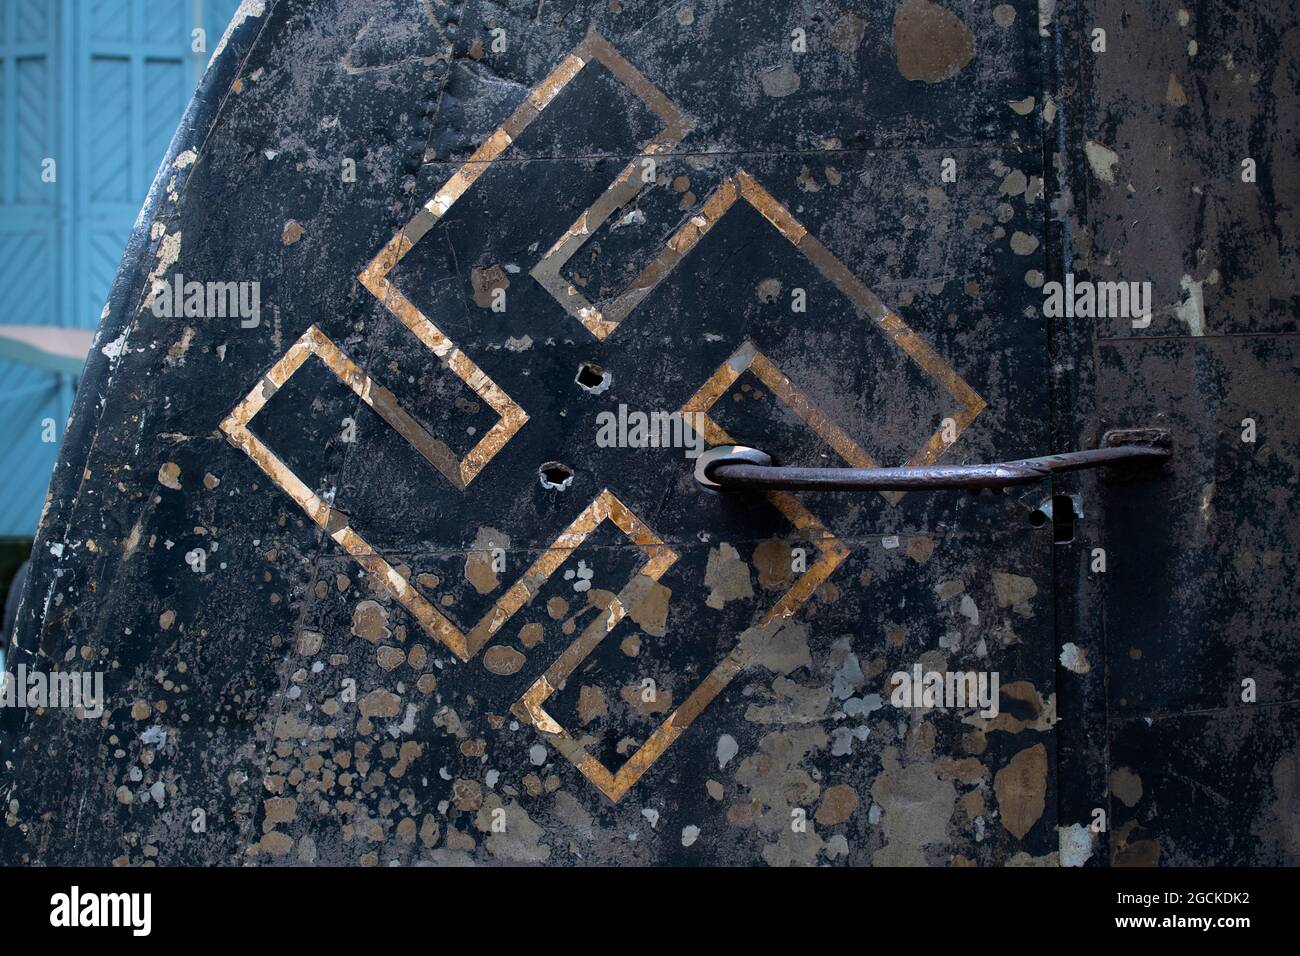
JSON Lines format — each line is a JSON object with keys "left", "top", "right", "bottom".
{"left": 351, "top": 600, "right": 391, "bottom": 644}
{"left": 484, "top": 645, "right": 525, "bottom": 675}
{"left": 893, "top": 0, "right": 976, "bottom": 83}
{"left": 157, "top": 462, "right": 182, "bottom": 490}
{"left": 471, "top": 264, "right": 509, "bottom": 308}
{"left": 518, "top": 622, "right": 544, "bottom": 648}
{"left": 994, "top": 742, "right": 1048, "bottom": 839}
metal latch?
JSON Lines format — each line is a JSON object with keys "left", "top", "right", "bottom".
{"left": 694, "top": 429, "right": 1172, "bottom": 493}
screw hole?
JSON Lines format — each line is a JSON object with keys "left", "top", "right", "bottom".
{"left": 1028, "top": 508, "right": 1048, "bottom": 528}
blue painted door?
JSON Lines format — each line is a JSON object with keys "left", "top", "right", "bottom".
{"left": 0, "top": 0, "right": 60, "bottom": 535}
{"left": 0, "top": 0, "right": 241, "bottom": 536}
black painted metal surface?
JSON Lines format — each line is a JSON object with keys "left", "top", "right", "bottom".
{"left": 0, "top": 0, "right": 1296, "bottom": 867}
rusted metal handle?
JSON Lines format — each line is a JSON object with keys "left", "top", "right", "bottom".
{"left": 695, "top": 429, "right": 1171, "bottom": 492}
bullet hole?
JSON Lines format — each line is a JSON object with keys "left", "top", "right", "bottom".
{"left": 575, "top": 362, "right": 611, "bottom": 394}
{"left": 539, "top": 462, "right": 574, "bottom": 490}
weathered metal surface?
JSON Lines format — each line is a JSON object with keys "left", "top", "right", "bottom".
{"left": 1050, "top": 0, "right": 1300, "bottom": 866}
{"left": 1, "top": 0, "right": 1295, "bottom": 867}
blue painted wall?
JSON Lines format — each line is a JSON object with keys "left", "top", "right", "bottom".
{"left": 0, "top": 0, "right": 241, "bottom": 536}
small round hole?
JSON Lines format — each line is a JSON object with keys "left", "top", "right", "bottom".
{"left": 1028, "top": 509, "right": 1048, "bottom": 528}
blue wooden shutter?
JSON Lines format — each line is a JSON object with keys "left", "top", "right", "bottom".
{"left": 0, "top": 0, "right": 243, "bottom": 536}
{"left": 0, "top": 0, "right": 60, "bottom": 536}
